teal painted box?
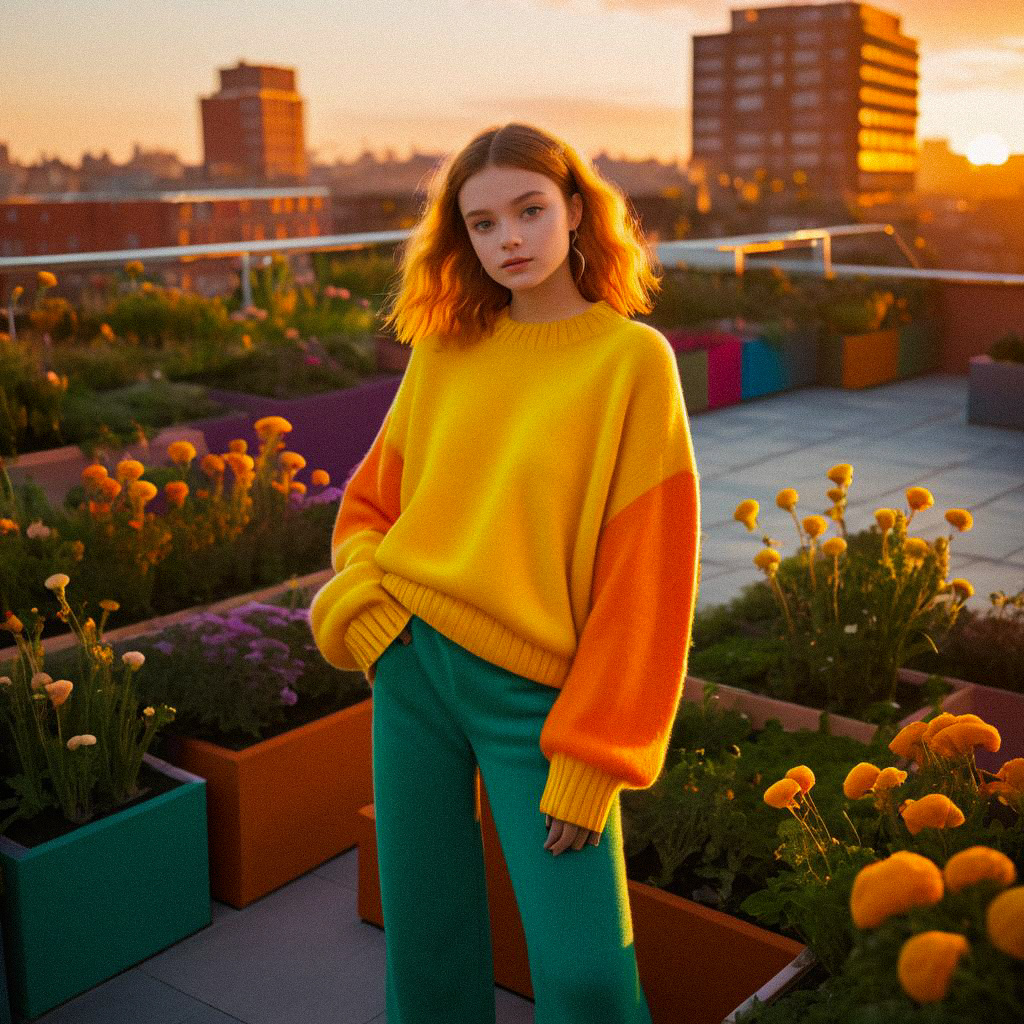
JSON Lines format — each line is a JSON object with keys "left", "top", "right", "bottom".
{"left": 742, "top": 327, "right": 818, "bottom": 399}
{"left": 898, "top": 320, "right": 940, "bottom": 379}
{"left": 0, "top": 754, "right": 210, "bottom": 1020}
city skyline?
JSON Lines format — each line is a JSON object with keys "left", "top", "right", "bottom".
{"left": 6, "top": 0, "right": 1024, "bottom": 165}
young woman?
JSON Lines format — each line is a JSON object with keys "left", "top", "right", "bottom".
{"left": 310, "top": 122, "right": 701, "bottom": 1024}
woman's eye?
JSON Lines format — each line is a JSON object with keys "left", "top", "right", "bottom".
{"left": 472, "top": 207, "right": 542, "bottom": 231}
{"left": 524, "top": 206, "right": 543, "bottom": 216}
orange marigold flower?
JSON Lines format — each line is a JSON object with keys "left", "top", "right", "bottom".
{"left": 290, "top": 480, "right": 307, "bottom": 495}
{"left": 228, "top": 439, "right": 248, "bottom": 454}
{"left": 753, "top": 548, "right": 781, "bottom": 575}
{"left": 0, "top": 518, "right": 19, "bottom": 535}
{"left": 906, "top": 486, "right": 934, "bottom": 512}
{"left": 826, "top": 463, "right": 853, "bottom": 487}
{"left": 929, "top": 721, "right": 1001, "bottom": 759}
{"left": 785, "top": 765, "right": 815, "bottom": 794}
{"left": 164, "top": 481, "right": 189, "bottom": 508}
{"left": 166, "top": 440, "right": 197, "bottom": 465}
{"left": 948, "top": 578, "right": 974, "bottom": 600}
{"left": 200, "top": 453, "right": 225, "bottom": 477}
{"left": 890, "top": 721, "right": 929, "bottom": 761}
{"left": 821, "top": 536, "right": 847, "bottom": 558}
{"left": 37, "top": 270, "right": 57, "bottom": 289}
{"left": 901, "top": 794, "right": 966, "bottom": 836}
{"left": 45, "top": 679, "right": 73, "bottom": 707}
{"left": 115, "top": 458, "right": 145, "bottom": 483}
{"left": 253, "top": 415, "right": 293, "bottom": 439}
{"left": 734, "top": 499, "right": 759, "bottom": 532}
{"left": 128, "top": 480, "right": 158, "bottom": 504}
{"left": 802, "top": 514, "right": 827, "bottom": 539}
{"left": 874, "top": 507, "right": 897, "bottom": 531}
{"left": 897, "top": 931, "right": 969, "bottom": 1004}
{"left": 775, "top": 487, "right": 799, "bottom": 511}
{"left": 311, "top": 469, "right": 330, "bottom": 487}
{"left": 843, "top": 762, "right": 881, "bottom": 800}
{"left": 904, "top": 537, "right": 930, "bottom": 561}
{"left": 763, "top": 778, "right": 801, "bottom": 809}
{"left": 850, "top": 851, "right": 944, "bottom": 929}
{"left": 826, "top": 486, "right": 845, "bottom": 503}
{"left": 223, "top": 452, "right": 255, "bottom": 475}
{"left": 81, "top": 464, "right": 109, "bottom": 486}
{"left": 995, "top": 758, "right": 1024, "bottom": 792}
{"left": 873, "top": 766, "right": 908, "bottom": 792}
{"left": 923, "top": 712, "right": 958, "bottom": 744}
{"left": 944, "top": 846, "right": 1017, "bottom": 893}
{"left": 99, "top": 477, "right": 121, "bottom": 500}
{"left": 986, "top": 887, "right": 1024, "bottom": 960}
{"left": 944, "top": 508, "right": 973, "bottom": 532}
{"left": 278, "top": 451, "right": 307, "bottom": 473}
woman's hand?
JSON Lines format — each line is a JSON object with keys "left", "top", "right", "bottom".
{"left": 544, "top": 813, "right": 600, "bottom": 855}
{"left": 366, "top": 625, "right": 413, "bottom": 685}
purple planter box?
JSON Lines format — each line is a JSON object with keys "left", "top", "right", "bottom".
{"left": 967, "top": 355, "right": 1024, "bottom": 430}
{"left": 193, "top": 375, "right": 402, "bottom": 487}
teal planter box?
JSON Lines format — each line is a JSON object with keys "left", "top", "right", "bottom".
{"left": 898, "top": 321, "right": 940, "bottom": 379}
{"left": 0, "top": 922, "right": 10, "bottom": 1024}
{"left": 675, "top": 348, "right": 709, "bottom": 413}
{"left": 741, "top": 327, "right": 819, "bottom": 400}
{"left": 0, "top": 754, "right": 210, "bottom": 1020}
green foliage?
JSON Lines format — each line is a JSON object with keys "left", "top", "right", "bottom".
{"left": 0, "top": 337, "right": 69, "bottom": 456}
{"left": 989, "top": 330, "right": 1024, "bottom": 363}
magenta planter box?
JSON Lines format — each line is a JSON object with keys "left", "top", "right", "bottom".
{"left": 706, "top": 336, "right": 744, "bottom": 409}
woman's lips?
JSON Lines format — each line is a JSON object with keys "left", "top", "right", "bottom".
{"left": 502, "top": 258, "right": 531, "bottom": 270}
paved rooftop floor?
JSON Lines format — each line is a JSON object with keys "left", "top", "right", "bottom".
{"left": 34, "top": 373, "right": 1023, "bottom": 1024}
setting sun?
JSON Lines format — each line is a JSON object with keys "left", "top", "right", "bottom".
{"left": 965, "top": 133, "right": 1011, "bottom": 166}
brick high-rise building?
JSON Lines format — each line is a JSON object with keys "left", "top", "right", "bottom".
{"left": 201, "top": 61, "right": 308, "bottom": 183}
{"left": 691, "top": 3, "right": 919, "bottom": 205}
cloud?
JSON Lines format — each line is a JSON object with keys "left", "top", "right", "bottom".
{"left": 922, "top": 39, "right": 1024, "bottom": 90}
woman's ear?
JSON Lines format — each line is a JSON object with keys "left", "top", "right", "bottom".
{"left": 570, "top": 191, "right": 583, "bottom": 232}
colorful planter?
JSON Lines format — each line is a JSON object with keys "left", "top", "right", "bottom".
{"left": 706, "top": 335, "right": 744, "bottom": 409}
{"left": 967, "top": 355, "right": 1024, "bottom": 430}
{"left": 355, "top": 789, "right": 805, "bottom": 1024}
{"left": 0, "top": 922, "right": 11, "bottom": 1024}
{"left": 818, "top": 328, "right": 900, "bottom": 390}
{"left": 741, "top": 327, "right": 818, "bottom": 400}
{"left": 676, "top": 349, "right": 710, "bottom": 414}
{"left": 0, "top": 754, "right": 210, "bottom": 1021}
{"left": 162, "top": 696, "right": 374, "bottom": 909}
{"left": 898, "top": 321, "right": 940, "bottom": 379}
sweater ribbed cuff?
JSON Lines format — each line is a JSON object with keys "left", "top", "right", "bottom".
{"left": 539, "top": 752, "right": 623, "bottom": 834}
{"left": 344, "top": 598, "right": 413, "bottom": 674}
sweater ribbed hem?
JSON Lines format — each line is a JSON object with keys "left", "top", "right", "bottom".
{"left": 487, "top": 300, "right": 622, "bottom": 351}
{"left": 539, "top": 752, "right": 624, "bottom": 834}
{"left": 380, "top": 574, "right": 571, "bottom": 686}
{"left": 343, "top": 597, "right": 414, "bottom": 676}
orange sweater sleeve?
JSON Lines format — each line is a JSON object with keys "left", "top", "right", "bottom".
{"left": 309, "top": 407, "right": 413, "bottom": 676}
{"left": 538, "top": 334, "right": 701, "bottom": 834}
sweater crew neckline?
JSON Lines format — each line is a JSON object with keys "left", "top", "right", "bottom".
{"left": 489, "top": 299, "right": 622, "bottom": 350}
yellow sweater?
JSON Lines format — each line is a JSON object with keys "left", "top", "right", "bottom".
{"left": 310, "top": 300, "right": 701, "bottom": 834}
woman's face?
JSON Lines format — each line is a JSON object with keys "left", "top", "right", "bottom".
{"left": 457, "top": 165, "right": 581, "bottom": 292}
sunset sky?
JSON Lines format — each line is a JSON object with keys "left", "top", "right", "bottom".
{"left": 6, "top": 0, "right": 1024, "bottom": 165}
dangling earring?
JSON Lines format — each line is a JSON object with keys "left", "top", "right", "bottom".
{"left": 570, "top": 228, "right": 585, "bottom": 284}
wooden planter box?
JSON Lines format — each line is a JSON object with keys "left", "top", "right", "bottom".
{"left": 967, "top": 355, "right": 1024, "bottom": 429}
{"left": 0, "top": 754, "right": 210, "bottom": 1021}
{"left": 162, "top": 695, "right": 374, "bottom": 909}
{"left": 355, "top": 788, "right": 805, "bottom": 1024}
{"left": 819, "top": 328, "right": 900, "bottom": 390}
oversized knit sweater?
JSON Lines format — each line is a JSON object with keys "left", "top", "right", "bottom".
{"left": 309, "top": 299, "right": 701, "bottom": 835}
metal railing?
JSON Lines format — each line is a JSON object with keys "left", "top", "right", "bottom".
{"left": 3, "top": 224, "right": 1024, "bottom": 300}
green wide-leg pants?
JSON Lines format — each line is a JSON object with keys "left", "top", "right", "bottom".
{"left": 371, "top": 612, "right": 653, "bottom": 1024}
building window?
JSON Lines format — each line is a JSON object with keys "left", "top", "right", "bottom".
{"left": 734, "top": 94, "right": 765, "bottom": 112}
{"left": 178, "top": 229, "right": 190, "bottom": 246}
{"left": 793, "top": 150, "right": 822, "bottom": 167}
{"left": 693, "top": 96, "right": 725, "bottom": 113}
{"left": 66, "top": 235, "right": 79, "bottom": 251}
{"left": 694, "top": 116, "right": 723, "bottom": 132}
{"left": 695, "top": 77, "right": 725, "bottom": 94}
{"left": 734, "top": 54, "right": 763, "bottom": 71}
{"left": 124, "top": 233, "right": 140, "bottom": 248}
{"left": 771, "top": 71, "right": 785, "bottom": 87}
{"left": 794, "top": 68, "right": 822, "bottom": 86}
{"left": 694, "top": 136, "right": 724, "bottom": 151}
{"left": 298, "top": 197, "right": 308, "bottom": 213}
{"left": 736, "top": 131, "right": 765, "bottom": 147}
{"left": 40, "top": 211, "right": 50, "bottom": 224}
{"left": 695, "top": 57, "right": 724, "bottom": 73}
{"left": 771, "top": 131, "right": 785, "bottom": 147}
{"left": 792, "top": 49, "right": 818, "bottom": 65}
{"left": 313, "top": 197, "right": 324, "bottom": 210}
{"left": 736, "top": 73, "right": 765, "bottom": 90}
{"left": 735, "top": 152, "right": 764, "bottom": 170}
{"left": 771, "top": 50, "right": 785, "bottom": 67}
{"left": 831, "top": 46, "right": 848, "bottom": 61}
{"left": 5, "top": 209, "right": 15, "bottom": 223}
{"left": 695, "top": 37, "right": 726, "bottom": 55}
{"left": 795, "top": 30, "right": 824, "bottom": 45}
{"left": 791, "top": 90, "right": 821, "bottom": 108}
{"left": 791, "top": 131, "right": 821, "bottom": 146}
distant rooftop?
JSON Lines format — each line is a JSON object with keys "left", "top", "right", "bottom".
{"left": 3, "top": 186, "right": 329, "bottom": 205}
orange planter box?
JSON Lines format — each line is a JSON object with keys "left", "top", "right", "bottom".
{"left": 165, "top": 697, "right": 374, "bottom": 908}
{"left": 819, "top": 328, "right": 900, "bottom": 390}
{"left": 356, "top": 784, "right": 804, "bottom": 1024}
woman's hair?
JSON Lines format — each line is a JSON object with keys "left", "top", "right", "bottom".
{"left": 379, "top": 122, "right": 662, "bottom": 349}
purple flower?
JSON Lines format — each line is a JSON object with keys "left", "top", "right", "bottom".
{"left": 280, "top": 686, "right": 298, "bottom": 706}
{"left": 243, "top": 651, "right": 265, "bottom": 662}
{"left": 153, "top": 641, "right": 174, "bottom": 655}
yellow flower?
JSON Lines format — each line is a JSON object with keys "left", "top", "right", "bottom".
{"left": 929, "top": 721, "right": 1001, "bottom": 758}
{"left": 906, "top": 486, "right": 934, "bottom": 512}
{"left": 37, "top": 270, "right": 57, "bottom": 289}
{"left": 99, "top": 477, "right": 121, "bottom": 500}
{"left": 785, "top": 765, "right": 815, "bottom": 794}
{"left": 81, "top": 463, "right": 109, "bottom": 486}
{"left": 826, "top": 486, "right": 845, "bottom": 503}
{"left": 67, "top": 734, "right": 97, "bottom": 751}
{"left": 124, "top": 259, "right": 144, "bottom": 276}
{"left": 763, "top": 778, "right": 801, "bottom": 809}
{"left": 897, "top": 931, "right": 969, "bottom": 1004}
{"left": 10, "top": 285, "right": 23, "bottom": 303}
{"left": 923, "top": 712, "right": 958, "bottom": 744}
{"left": 99, "top": 322, "right": 115, "bottom": 342}
{"left": 254, "top": 415, "right": 293, "bottom": 440}
{"left": 128, "top": 480, "right": 158, "bottom": 505}
{"left": 802, "top": 514, "right": 827, "bottom": 540}
{"left": 904, "top": 537, "right": 930, "bottom": 561}
{"left": 278, "top": 451, "right": 307, "bottom": 473}
{"left": 889, "top": 721, "right": 929, "bottom": 761}
{"left": 200, "top": 453, "right": 225, "bottom": 477}
{"left": 228, "top": 439, "right": 248, "bottom": 454}
{"left": 994, "top": 758, "right": 1024, "bottom": 793}
{"left": 0, "top": 518, "right": 20, "bottom": 535}
{"left": 167, "top": 440, "right": 197, "bottom": 466}
{"left": 115, "top": 458, "right": 145, "bottom": 483}
{"left": 873, "top": 766, "right": 908, "bottom": 792}
{"left": 850, "top": 851, "right": 944, "bottom": 929}
{"left": 826, "top": 463, "right": 853, "bottom": 487}
{"left": 223, "top": 452, "right": 255, "bottom": 476}
{"left": 844, "top": 762, "right": 881, "bottom": 799}
{"left": 99, "top": 599, "right": 120, "bottom": 612}
{"left": 821, "top": 536, "right": 847, "bottom": 558}
{"left": 2, "top": 612, "right": 24, "bottom": 633}
{"left": 164, "top": 481, "right": 189, "bottom": 508}
{"left": 311, "top": 469, "right": 330, "bottom": 487}
{"left": 290, "top": 480, "right": 307, "bottom": 495}
{"left": 31, "top": 672, "right": 52, "bottom": 691}
{"left": 734, "top": 499, "right": 759, "bottom": 532}
{"left": 944, "top": 508, "right": 973, "bottom": 532}
{"left": 143, "top": 706, "right": 155, "bottom": 718}
{"left": 775, "top": 488, "right": 799, "bottom": 511}
{"left": 944, "top": 846, "right": 1017, "bottom": 893}
{"left": 753, "top": 547, "right": 781, "bottom": 575}
{"left": 45, "top": 679, "right": 73, "bottom": 707}
{"left": 986, "top": 887, "right": 1024, "bottom": 960}
{"left": 122, "top": 651, "right": 145, "bottom": 670}
{"left": 900, "top": 794, "right": 966, "bottom": 836}
{"left": 874, "top": 508, "right": 897, "bottom": 531}
{"left": 44, "top": 572, "right": 70, "bottom": 593}
{"left": 949, "top": 578, "right": 974, "bottom": 600}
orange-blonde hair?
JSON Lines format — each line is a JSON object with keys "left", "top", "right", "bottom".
{"left": 379, "top": 122, "right": 662, "bottom": 349}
